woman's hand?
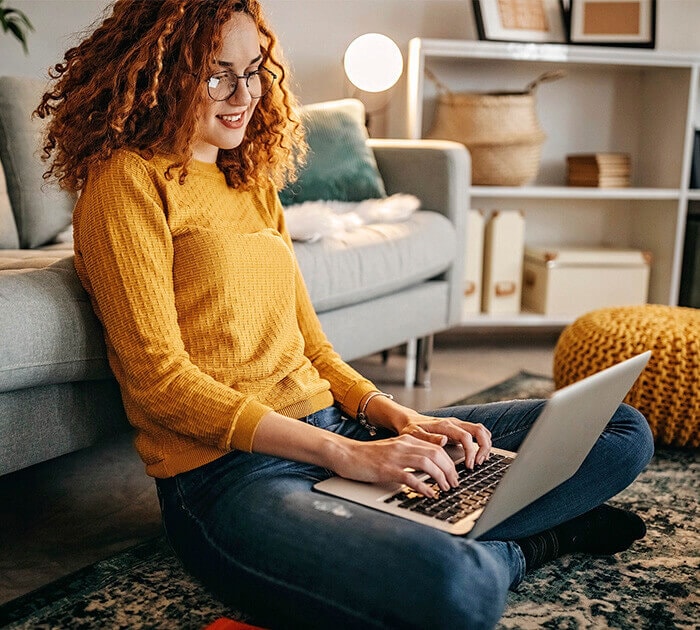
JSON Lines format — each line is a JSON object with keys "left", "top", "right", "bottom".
{"left": 329, "top": 434, "right": 460, "bottom": 498}
{"left": 253, "top": 403, "right": 492, "bottom": 498}
{"left": 253, "top": 410, "right": 461, "bottom": 497}
{"left": 362, "top": 396, "right": 492, "bottom": 470}
{"left": 398, "top": 413, "right": 492, "bottom": 469}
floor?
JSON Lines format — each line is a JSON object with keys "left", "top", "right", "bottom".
{"left": 0, "top": 329, "right": 559, "bottom": 606}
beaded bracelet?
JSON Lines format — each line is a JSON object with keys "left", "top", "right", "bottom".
{"left": 356, "top": 391, "right": 394, "bottom": 436}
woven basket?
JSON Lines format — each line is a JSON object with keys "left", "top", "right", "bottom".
{"left": 469, "top": 140, "right": 545, "bottom": 187}
{"left": 426, "top": 70, "right": 564, "bottom": 186}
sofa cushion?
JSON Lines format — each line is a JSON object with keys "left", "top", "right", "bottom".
{"left": 0, "top": 257, "right": 112, "bottom": 393}
{"left": 0, "top": 245, "right": 73, "bottom": 271}
{"left": 0, "top": 76, "right": 75, "bottom": 248}
{"left": 294, "top": 210, "right": 456, "bottom": 313}
{"left": 278, "top": 99, "right": 386, "bottom": 206}
{"left": 0, "top": 159, "right": 20, "bottom": 248}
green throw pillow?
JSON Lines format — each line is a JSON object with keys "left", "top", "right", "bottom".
{"left": 279, "top": 99, "right": 386, "bottom": 206}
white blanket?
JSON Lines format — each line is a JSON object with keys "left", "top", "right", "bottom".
{"left": 283, "top": 194, "right": 420, "bottom": 242}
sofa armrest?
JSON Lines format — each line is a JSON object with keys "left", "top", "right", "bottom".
{"left": 368, "top": 138, "right": 470, "bottom": 327}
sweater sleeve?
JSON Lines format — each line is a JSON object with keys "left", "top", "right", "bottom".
{"left": 266, "top": 185, "right": 378, "bottom": 417}
{"left": 73, "top": 153, "right": 272, "bottom": 452}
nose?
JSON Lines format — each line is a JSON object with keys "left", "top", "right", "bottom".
{"left": 227, "top": 79, "right": 253, "bottom": 106}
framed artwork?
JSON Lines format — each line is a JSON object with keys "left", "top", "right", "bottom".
{"left": 472, "top": 0, "right": 567, "bottom": 44}
{"left": 567, "top": 0, "right": 656, "bottom": 47}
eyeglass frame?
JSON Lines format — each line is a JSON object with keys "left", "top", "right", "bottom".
{"left": 204, "top": 65, "right": 277, "bottom": 101}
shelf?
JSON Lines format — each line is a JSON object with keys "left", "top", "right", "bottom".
{"left": 470, "top": 186, "right": 681, "bottom": 201}
{"left": 413, "top": 39, "right": 700, "bottom": 69}
{"left": 459, "top": 311, "right": 574, "bottom": 328}
{"left": 407, "top": 38, "right": 700, "bottom": 326}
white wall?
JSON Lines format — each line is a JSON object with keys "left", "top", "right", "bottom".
{"left": 1, "top": 0, "right": 698, "bottom": 134}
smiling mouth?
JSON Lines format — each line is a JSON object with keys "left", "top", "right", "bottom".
{"left": 217, "top": 113, "right": 245, "bottom": 128}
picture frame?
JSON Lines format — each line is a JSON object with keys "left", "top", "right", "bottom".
{"left": 566, "top": 0, "right": 656, "bottom": 48}
{"left": 472, "top": 0, "right": 567, "bottom": 44}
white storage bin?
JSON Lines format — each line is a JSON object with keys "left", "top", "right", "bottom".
{"left": 462, "top": 209, "right": 485, "bottom": 317}
{"left": 482, "top": 210, "right": 526, "bottom": 314}
{"left": 522, "top": 246, "right": 651, "bottom": 316}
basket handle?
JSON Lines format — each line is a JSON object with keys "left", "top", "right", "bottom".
{"left": 426, "top": 67, "right": 565, "bottom": 95}
{"left": 424, "top": 66, "right": 452, "bottom": 96}
{"left": 525, "top": 70, "right": 566, "bottom": 93}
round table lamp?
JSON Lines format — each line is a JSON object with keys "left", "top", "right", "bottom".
{"left": 343, "top": 33, "right": 403, "bottom": 93}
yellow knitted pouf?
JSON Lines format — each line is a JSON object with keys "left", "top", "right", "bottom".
{"left": 553, "top": 305, "right": 700, "bottom": 447}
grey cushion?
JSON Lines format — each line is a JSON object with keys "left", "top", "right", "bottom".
{"left": 0, "top": 159, "right": 19, "bottom": 248}
{"left": 279, "top": 99, "right": 386, "bottom": 206}
{"left": 0, "top": 76, "right": 75, "bottom": 248}
{"left": 0, "top": 257, "right": 112, "bottom": 393}
{"left": 294, "top": 210, "right": 456, "bottom": 313}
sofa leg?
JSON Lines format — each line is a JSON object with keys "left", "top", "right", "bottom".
{"left": 403, "top": 336, "right": 433, "bottom": 388}
{"left": 404, "top": 338, "right": 417, "bottom": 388}
{"left": 415, "top": 335, "right": 433, "bottom": 388}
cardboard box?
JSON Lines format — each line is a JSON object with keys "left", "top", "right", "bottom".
{"left": 482, "top": 210, "right": 526, "bottom": 314}
{"left": 462, "top": 209, "right": 485, "bottom": 317}
{"left": 522, "top": 246, "right": 651, "bottom": 316}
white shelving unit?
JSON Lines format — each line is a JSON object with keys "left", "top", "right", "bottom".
{"left": 406, "top": 38, "right": 700, "bottom": 328}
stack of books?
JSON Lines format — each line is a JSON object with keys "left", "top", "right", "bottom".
{"left": 566, "top": 153, "right": 631, "bottom": 188}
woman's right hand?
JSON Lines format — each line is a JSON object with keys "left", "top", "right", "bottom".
{"left": 329, "top": 434, "right": 460, "bottom": 498}
{"left": 253, "top": 411, "right": 459, "bottom": 498}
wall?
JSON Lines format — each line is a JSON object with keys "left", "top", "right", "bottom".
{"left": 1, "top": 0, "right": 699, "bottom": 134}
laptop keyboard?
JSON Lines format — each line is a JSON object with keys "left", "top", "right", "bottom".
{"left": 383, "top": 452, "right": 514, "bottom": 524}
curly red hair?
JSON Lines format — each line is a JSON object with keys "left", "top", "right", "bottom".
{"left": 35, "top": 0, "right": 306, "bottom": 192}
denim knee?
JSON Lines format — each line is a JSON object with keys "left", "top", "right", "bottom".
{"left": 408, "top": 541, "right": 510, "bottom": 630}
{"left": 613, "top": 403, "right": 655, "bottom": 475}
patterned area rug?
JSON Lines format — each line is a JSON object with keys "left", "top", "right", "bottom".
{"left": 454, "top": 372, "right": 699, "bottom": 629}
{"left": 0, "top": 372, "right": 697, "bottom": 629}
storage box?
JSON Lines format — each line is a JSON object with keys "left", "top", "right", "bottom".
{"left": 462, "top": 209, "right": 485, "bottom": 317}
{"left": 482, "top": 210, "right": 526, "bottom": 314}
{"left": 522, "top": 246, "right": 651, "bottom": 316}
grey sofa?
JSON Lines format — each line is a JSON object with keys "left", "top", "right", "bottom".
{"left": 0, "top": 75, "right": 469, "bottom": 476}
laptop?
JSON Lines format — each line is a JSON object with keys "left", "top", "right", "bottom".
{"left": 314, "top": 351, "right": 651, "bottom": 539}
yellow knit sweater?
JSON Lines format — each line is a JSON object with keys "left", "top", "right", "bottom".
{"left": 73, "top": 150, "right": 376, "bottom": 478}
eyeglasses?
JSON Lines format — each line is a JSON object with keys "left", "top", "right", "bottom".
{"left": 205, "top": 66, "right": 277, "bottom": 101}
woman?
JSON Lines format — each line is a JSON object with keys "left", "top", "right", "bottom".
{"left": 37, "top": 1, "right": 654, "bottom": 628}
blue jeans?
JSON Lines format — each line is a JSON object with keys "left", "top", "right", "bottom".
{"left": 156, "top": 400, "right": 653, "bottom": 629}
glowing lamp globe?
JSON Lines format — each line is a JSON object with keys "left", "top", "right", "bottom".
{"left": 343, "top": 33, "right": 403, "bottom": 93}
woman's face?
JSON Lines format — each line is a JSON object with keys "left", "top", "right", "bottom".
{"left": 192, "top": 12, "right": 262, "bottom": 163}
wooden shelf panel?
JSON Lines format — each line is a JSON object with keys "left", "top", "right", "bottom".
{"left": 459, "top": 311, "right": 573, "bottom": 328}
{"left": 470, "top": 186, "right": 681, "bottom": 201}
{"left": 414, "top": 39, "right": 700, "bottom": 69}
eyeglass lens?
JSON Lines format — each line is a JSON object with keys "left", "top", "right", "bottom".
{"left": 207, "top": 68, "right": 275, "bottom": 101}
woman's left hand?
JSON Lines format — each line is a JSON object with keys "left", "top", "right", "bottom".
{"left": 398, "top": 413, "right": 492, "bottom": 468}
{"left": 363, "top": 396, "right": 493, "bottom": 468}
